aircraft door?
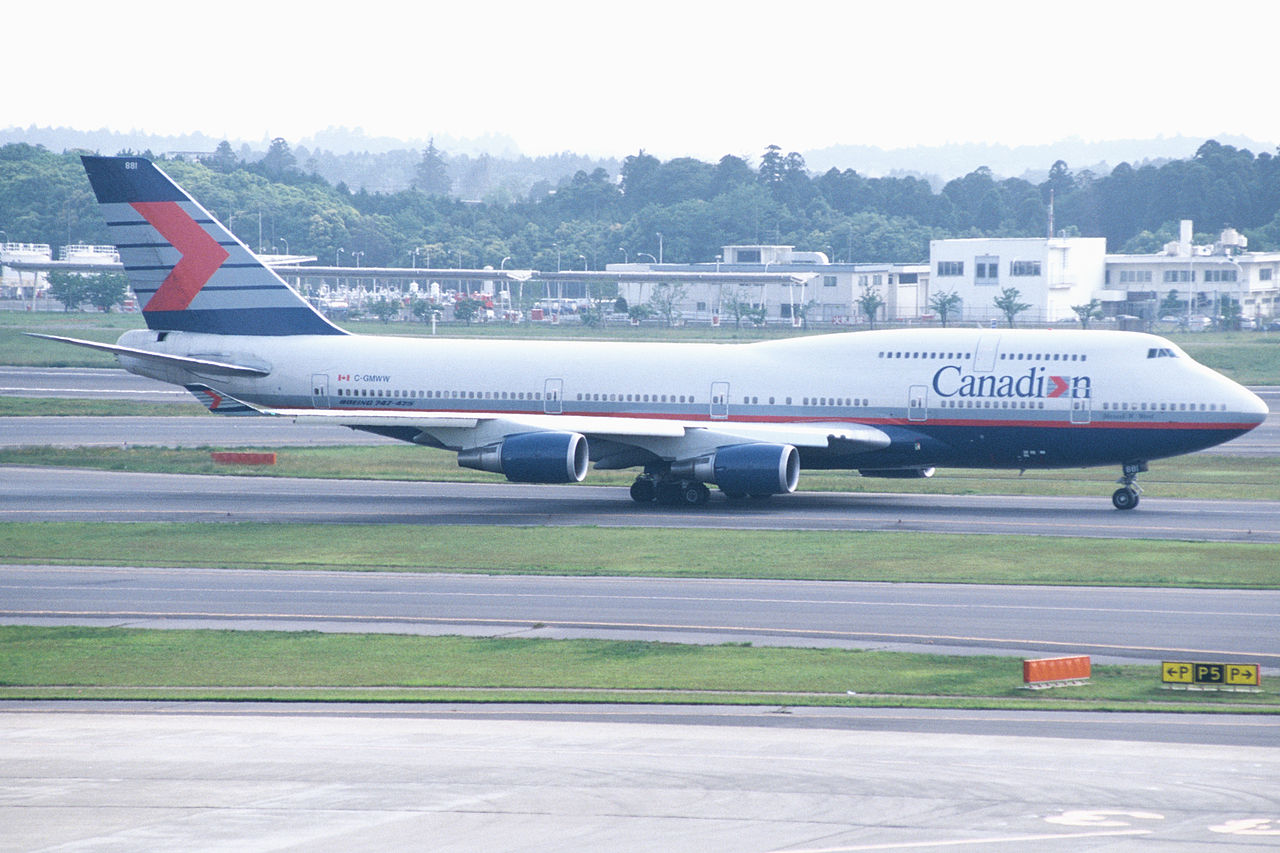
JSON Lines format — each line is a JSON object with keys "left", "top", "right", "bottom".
{"left": 974, "top": 336, "right": 1000, "bottom": 372}
{"left": 908, "top": 384, "right": 928, "bottom": 421}
{"left": 544, "top": 378, "right": 564, "bottom": 414}
{"left": 311, "top": 373, "right": 330, "bottom": 409}
{"left": 710, "top": 381, "right": 729, "bottom": 420}
{"left": 1070, "top": 396, "right": 1092, "bottom": 424}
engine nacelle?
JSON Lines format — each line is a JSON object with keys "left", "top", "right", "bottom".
{"left": 457, "top": 431, "right": 589, "bottom": 483}
{"left": 670, "top": 443, "right": 799, "bottom": 495}
{"left": 858, "top": 467, "right": 936, "bottom": 479}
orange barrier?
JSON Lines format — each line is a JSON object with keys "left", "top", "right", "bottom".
{"left": 211, "top": 451, "right": 277, "bottom": 466}
{"left": 1022, "top": 655, "right": 1091, "bottom": 685}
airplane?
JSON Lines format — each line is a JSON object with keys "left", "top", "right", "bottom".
{"left": 31, "top": 155, "right": 1269, "bottom": 510}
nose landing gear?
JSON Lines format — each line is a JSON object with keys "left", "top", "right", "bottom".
{"left": 1112, "top": 461, "right": 1147, "bottom": 510}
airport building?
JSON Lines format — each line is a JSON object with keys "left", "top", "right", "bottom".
{"left": 1101, "top": 222, "right": 1280, "bottom": 326}
{"left": 1, "top": 242, "right": 53, "bottom": 299}
{"left": 927, "top": 236, "right": 1107, "bottom": 324}
{"left": 606, "top": 246, "right": 930, "bottom": 326}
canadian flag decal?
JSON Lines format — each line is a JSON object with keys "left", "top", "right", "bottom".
{"left": 132, "top": 201, "right": 230, "bottom": 312}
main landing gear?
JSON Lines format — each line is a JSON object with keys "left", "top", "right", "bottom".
{"left": 629, "top": 474, "right": 711, "bottom": 507}
{"left": 1112, "top": 461, "right": 1148, "bottom": 510}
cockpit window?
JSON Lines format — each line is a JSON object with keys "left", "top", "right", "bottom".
{"left": 1147, "top": 347, "right": 1178, "bottom": 359}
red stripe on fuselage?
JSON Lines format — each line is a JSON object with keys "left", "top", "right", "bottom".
{"left": 320, "top": 404, "right": 1252, "bottom": 431}
{"left": 132, "top": 201, "right": 230, "bottom": 312}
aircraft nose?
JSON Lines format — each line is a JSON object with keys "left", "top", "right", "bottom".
{"left": 1242, "top": 387, "right": 1270, "bottom": 426}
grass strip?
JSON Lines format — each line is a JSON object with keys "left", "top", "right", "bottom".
{"left": 0, "top": 626, "right": 1273, "bottom": 712}
{"left": 3, "top": 445, "right": 1279, "bottom": 501}
{"left": 2, "top": 522, "right": 1278, "bottom": 587}
{"left": 0, "top": 398, "right": 208, "bottom": 416}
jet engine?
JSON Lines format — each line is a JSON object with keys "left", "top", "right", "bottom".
{"left": 457, "top": 432, "right": 589, "bottom": 483}
{"left": 670, "top": 443, "right": 799, "bottom": 496}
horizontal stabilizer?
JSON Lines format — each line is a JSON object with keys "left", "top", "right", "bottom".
{"left": 184, "top": 384, "right": 262, "bottom": 416}
{"left": 26, "top": 333, "right": 271, "bottom": 377}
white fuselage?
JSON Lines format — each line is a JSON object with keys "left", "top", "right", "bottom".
{"left": 116, "top": 326, "right": 1267, "bottom": 471}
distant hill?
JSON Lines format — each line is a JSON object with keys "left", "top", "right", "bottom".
{"left": 5, "top": 125, "right": 1276, "bottom": 197}
{"left": 802, "top": 134, "right": 1280, "bottom": 185}
{"left": 0, "top": 125, "right": 617, "bottom": 199}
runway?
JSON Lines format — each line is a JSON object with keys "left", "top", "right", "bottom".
{"left": 4, "top": 464, "right": 1279, "bottom": 542}
{"left": 3, "top": 702, "right": 1278, "bottom": 852}
{"left": 5, "top": 565, "right": 1278, "bottom": 665}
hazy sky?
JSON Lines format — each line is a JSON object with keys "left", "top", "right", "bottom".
{"left": 13, "top": 0, "right": 1280, "bottom": 159}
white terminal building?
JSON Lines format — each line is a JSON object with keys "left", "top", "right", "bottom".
{"left": 607, "top": 245, "right": 929, "bottom": 326}
{"left": 612, "top": 223, "right": 1279, "bottom": 327}
{"left": 928, "top": 236, "right": 1106, "bottom": 324}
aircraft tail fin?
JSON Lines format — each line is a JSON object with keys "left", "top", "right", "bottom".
{"left": 80, "top": 155, "right": 345, "bottom": 337}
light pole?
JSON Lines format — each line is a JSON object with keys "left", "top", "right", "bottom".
{"left": 637, "top": 252, "right": 657, "bottom": 264}
{"left": 618, "top": 246, "right": 628, "bottom": 264}
{"left": 500, "top": 257, "right": 512, "bottom": 310}
{"left": 278, "top": 237, "right": 288, "bottom": 256}
{"left": 1226, "top": 257, "right": 1247, "bottom": 328}
{"left": 656, "top": 232, "right": 663, "bottom": 264}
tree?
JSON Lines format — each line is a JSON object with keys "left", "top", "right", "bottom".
{"left": 45, "top": 270, "right": 91, "bottom": 311}
{"left": 721, "top": 287, "right": 765, "bottom": 329}
{"left": 856, "top": 283, "right": 885, "bottom": 329}
{"left": 414, "top": 139, "right": 451, "bottom": 196}
{"left": 1218, "top": 296, "right": 1243, "bottom": 331}
{"left": 1158, "top": 289, "right": 1183, "bottom": 318}
{"left": 578, "top": 298, "right": 606, "bottom": 328}
{"left": 368, "top": 295, "right": 400, "bottom": 323}
{"left": 928, "top": 290, "right": 962, "bottom": 327}
{"left": 205, "top": 140, "right": 239, "bottom": 174}
{"left": 1072, "top": 298, "right": 1102, "bottom": 329}
{"left": 74, "top": 272, "right": 130, "bottom": 313}
{"left": 790, "top": 299, "right": 818, "bottom": 330}
{"left": 452, "top": 295, "right": 483, "bottom": 325}
{"left": 646, "top": 282, "right": 687, "bottom": 327}
{"left": 627, "top": 303, "right": 654, "bottom": 324}
{"left": 994, "top": 286, "right": 1030, "bottom": 328}
{"left": 258, "top": 138, "right": 297, "bottom": 181}
{"left": 409, "top": 295, "right": 438, "bottom": 324}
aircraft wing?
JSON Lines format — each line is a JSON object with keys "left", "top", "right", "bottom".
{"left": 247, "top": 401, "right": 890, "bottom": 456}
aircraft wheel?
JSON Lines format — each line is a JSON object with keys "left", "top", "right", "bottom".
{"left": 681, "top": 482, "right": 710, "bottom": 507}
{"left": 629, "top": 477, "right": 656, "bottom": 504}
{"left": 1112, "top": 487, "right": 1140, "bottom": 511}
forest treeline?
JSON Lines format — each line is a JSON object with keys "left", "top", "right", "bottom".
{"left": 2, "top": 138, "right": 1279, "bottom": 275}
